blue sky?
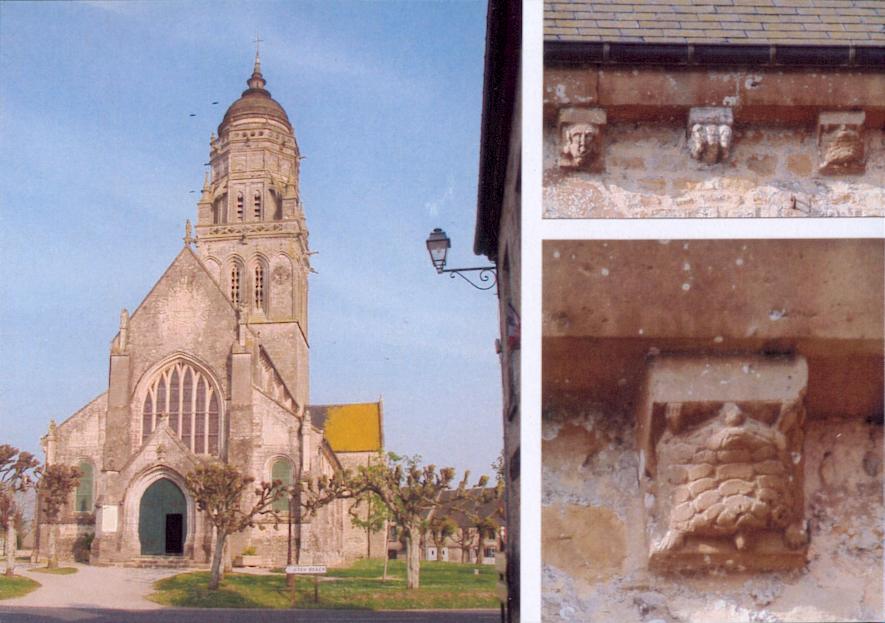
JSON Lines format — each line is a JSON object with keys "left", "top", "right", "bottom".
{"left": 0, "top": 0, "right": 502, "bottom": 482}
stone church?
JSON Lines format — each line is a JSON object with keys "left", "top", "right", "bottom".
{"left": 35, "top": 55, "right": 385, "bottom": 567}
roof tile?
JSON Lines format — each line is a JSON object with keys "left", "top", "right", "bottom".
{"left": 639, "top": 20, "right": 682, "bottom": 29}
{"left": 544, "top": 0, "right": 884, "bottom": 46}
{"left": 719, "top": 21, "right": 765, "bottom": 30}
{"left": 596, "top": 19, "right": 641, "bottom": 28}
{"left": 761, "top": 22, "right": 807, "bottom": 31}
{"left": 843, "top": 22, "right": 885, "bottom": 31}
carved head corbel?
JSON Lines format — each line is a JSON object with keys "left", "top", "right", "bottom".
{"left": 818, "top": 111, "right": 866, "bottom": 175}
{"left": 687, "top": 107, "right": 734, "bottom": 165}
{"left": 557, "top": 107, "right": 607, "bottom": 172}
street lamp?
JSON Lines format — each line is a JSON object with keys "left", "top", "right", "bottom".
{"left": 425, "top": 228, "right": 497, "bottom": 291}
{"left": 426, "top": 228, "right": 451, "bottom": 273}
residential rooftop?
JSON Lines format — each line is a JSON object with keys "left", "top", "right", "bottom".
{"left": 545, "top": 0, "right": 885, "bottom": 46}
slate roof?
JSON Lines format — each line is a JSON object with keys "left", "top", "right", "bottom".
{"left": 427, "top": 487, "right": 504, "bottom": 526}
{"left": 545, "top": 0, "right": 885, "bottom": 45}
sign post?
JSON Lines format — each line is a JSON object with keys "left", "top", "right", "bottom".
{"left": 285, "top": 565, "right": 327, "bottom": 607}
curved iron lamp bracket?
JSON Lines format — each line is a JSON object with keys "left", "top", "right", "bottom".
{"left": 439, "top": 267, "right": 497, "bottom": 291}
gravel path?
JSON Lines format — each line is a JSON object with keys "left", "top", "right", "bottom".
{"left": 3, "top": 563, "right": 178, "bottom": 609}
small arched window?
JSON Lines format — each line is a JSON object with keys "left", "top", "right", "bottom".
{"left": 236, "top": 192, "right": 244, "bottom": 221}
{"left": 75, "top": 461, "right": 94, "bottom": 512}
{"left": 271, "top": 459, "right": 293, "bottom": 512}
{"left": 141, "top": 360, "right": 222, "bottom": 455}
{"left": 230, "top": 264, "right": 242, "bottom": 306}
{"left": 254, "top": 264, "right": 265, "bottom": 311}
{"left": 253, "top": 190, "right": 262, "bottom": 220}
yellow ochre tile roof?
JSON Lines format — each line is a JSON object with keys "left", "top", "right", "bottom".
{"left": 312, "top": 402, "right": 383, "bottom": 453}
{"left": 545, "top": 0, "right": 885, "bottom": 45}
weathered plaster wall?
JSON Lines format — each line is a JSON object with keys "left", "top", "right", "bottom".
{"left": 543, "top": 123, "right": 885, "bottom": 218}
{"left": 542, "top": 399, "right": 883, "bottom": 623}
{"left": 541, "top": 239, "right": 884, "bottom": 622}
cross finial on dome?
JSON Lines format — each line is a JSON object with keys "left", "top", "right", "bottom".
{"left": 253, "top": 33, "right": 263, "bottom": 72}
{"left": 247, "top": 33, "right": 267, "bottom": 91}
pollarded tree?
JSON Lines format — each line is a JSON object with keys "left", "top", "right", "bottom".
{"left": 349, "top": 453, "right": 487, "bottom": 589}
{"left": 184, "top": 461, "right": 286, "bottom": 590}
{"left": 37, "top": 464, "right": 81, "bottom": 568}
{"left": 0, "top": 445, "right": 39, "bottom": 576}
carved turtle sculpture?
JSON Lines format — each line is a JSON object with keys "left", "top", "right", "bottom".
{"left": 656, "top": 402, "right": 808, "bottom": 553}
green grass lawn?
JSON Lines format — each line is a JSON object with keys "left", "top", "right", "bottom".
{"left": 0, "top": 574, "right": 41, "bottom": 600}
{"left": 149, "top": 559, "right": 497, "bottom": 610}
{"left": 30, "top": 566, "right": 78, "bottom": 575}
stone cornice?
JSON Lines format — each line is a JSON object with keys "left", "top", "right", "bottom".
{"left": 544, "top": 66, "right": 885, "bottom": 126}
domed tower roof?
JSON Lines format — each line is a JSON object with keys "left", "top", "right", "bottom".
{"left": 218, "top": 53, "right": 291, "bottom": 135}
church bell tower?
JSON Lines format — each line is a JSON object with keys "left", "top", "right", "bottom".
{"left": 194, "top": 52, "right": 309, "bottom": 408}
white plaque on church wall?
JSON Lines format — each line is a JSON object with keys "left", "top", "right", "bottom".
{"left": 101, "top": 505, "right": 119, "bottom": 532}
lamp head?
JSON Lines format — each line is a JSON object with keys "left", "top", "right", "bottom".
{"left": 425, "top": 228, "right": 451, "bottom": 272}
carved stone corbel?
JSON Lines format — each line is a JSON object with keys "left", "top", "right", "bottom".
{"left": 818, "top": 111, "right": 866, "bottom": 175}
{"left": 637, "top": 355, "right": 809, "bottom": 572}
{"left": 687, "top": 107, "right": 733, "bottom": 165}
{"left": 558, "top": 107, "right": 606, "bottom": 172}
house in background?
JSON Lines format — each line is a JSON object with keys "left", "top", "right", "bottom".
{"left": 384, "top": 486, "right": 505, "bottom": 566}
{"left": 423, "top": 487, "right": 505, "bottom": 565}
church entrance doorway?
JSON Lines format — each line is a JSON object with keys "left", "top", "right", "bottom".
{"left": 138, "top": 478, "right": 187, "bottom": 555}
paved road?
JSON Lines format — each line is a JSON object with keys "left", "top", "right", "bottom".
{"left": 1, "top": 563, "right": 499, "bottom": 622}
{"left": 0, "top": 607, "right": 500, "bottom": 622}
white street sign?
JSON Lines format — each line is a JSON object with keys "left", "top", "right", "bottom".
{"left": 285, "top": 565, "right": 327, "bottom": 574}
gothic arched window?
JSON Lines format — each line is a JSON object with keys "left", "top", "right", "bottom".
{"left": 271, "top": 459, "right": 293, "bottom": 512}
{"left": 230, "top": 264, "right": 242, "bottom": 306}
{"left": 253, "top": 190, "right": 262, "bottom": 220}
{"left": 141, "top": 360, "right": 222, "bottom": 455}
{"left": 75, "top": 461, "right": 94, "bottom": 512}
{"left": 254, "top": 264, "right": 265, "bottom": 311}
{"left": 236, "top": 192, "right": 244, "bottom": 221}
